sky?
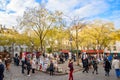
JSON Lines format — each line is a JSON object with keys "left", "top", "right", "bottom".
{"left": 0, "top": 0, "right": 120, "bottom": 29}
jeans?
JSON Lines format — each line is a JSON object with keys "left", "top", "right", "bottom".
{"left": 115, "top": 69, "right": 120, "bottom": 78}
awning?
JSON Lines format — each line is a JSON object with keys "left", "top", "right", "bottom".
{"left": 81, "top": 50, "right": 104, "bottom": 53}
{"left": 61, "top": 50, "right": 69, "bottom": 53}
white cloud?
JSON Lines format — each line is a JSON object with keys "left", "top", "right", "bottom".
{"left": 0, "top": 0, "right": 119, "bottom": 29}
{"left": 73, "top": 1, "right": 109, "bottom": 18}
{"left": 0, "top": 11, "right": 17, "bottom": 27}
{"left": 0, "top": 0, "right": 39, "bottom": 28}
{"left": 46, "top": 0, "right": 109, "bottom": 17}
{"left": 46, "top": 0, "right": 79, "bottom": 13}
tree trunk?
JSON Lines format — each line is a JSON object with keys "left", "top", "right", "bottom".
{"left": 76, "top": 26, "right": 79, "bottom": 66}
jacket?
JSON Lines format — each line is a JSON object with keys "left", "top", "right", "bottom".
{"left": 68, "top": 62, "right": 74, "bottom": 71}
{"left": 112, "top": 59, "right": 120, "bottom": 69}
{"left": 0, "top": 63, "right": 4, "bottom": 76}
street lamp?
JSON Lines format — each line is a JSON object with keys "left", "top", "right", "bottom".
{"left": 31, "top": 42, "right": 34, "bottom": 52}
{"left": 69, "top": 37, "right": 72, "bottom": 51}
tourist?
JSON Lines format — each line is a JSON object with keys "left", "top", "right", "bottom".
{"left": 31, "top": 56, "right": 37, "bottom": 73}
{"left": 82, "top": 57, "right": 89, "bottom": 73}
{"left": 26, "top": 59, "right": 32, "bottom": 76}
{"left": 49, "top": 60, "right": 54, "bottom": 76}
{"left": 68, "top": 59, "right": 74, "bottom": 80}
{"left": 103, "top": 58, "right": 111, "bottom": 76}
{"left": 112, "top": 57, "right": 120, "bottom": 78}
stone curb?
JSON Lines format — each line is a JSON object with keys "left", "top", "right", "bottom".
{"left": 38, "top": 68, "right": 82, "bottom": 76}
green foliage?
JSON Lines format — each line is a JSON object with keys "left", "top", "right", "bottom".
{"left": 46, "top": 47, "right": 52, "bottom": 53}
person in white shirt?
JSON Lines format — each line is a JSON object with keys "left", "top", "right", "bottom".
{"left": 112, "top": 57, "right": 120, "bottom": 78}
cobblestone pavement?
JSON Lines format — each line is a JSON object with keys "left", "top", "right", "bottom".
{"left": 4, "top": 64, "right": 120, "bottom": 80}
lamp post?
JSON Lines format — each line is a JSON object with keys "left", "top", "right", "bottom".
{"left": 69, "top": 37, "right": 72, "bottom": 51}
{"left": 31, "top": 42, "right": 34, "bottom": 52}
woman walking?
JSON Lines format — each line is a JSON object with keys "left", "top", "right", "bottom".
{"left": 68, "top": 59, "right": 74, "bottom": 80}
{"left": 112, "top": 57, "right": 120, "bottom": 78}
{"left": 31, "top": 57, "right": 36, "bottom": 73}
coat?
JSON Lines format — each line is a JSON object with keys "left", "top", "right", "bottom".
{"left": 104, "top": 60, "right": 111, "bottom": 71}
{"left": 68, "top": 62, "right": 74, "bottom": 71}
{"left": 112, "top": 59, "right": 120, "bottom": 69}
{"left": 49, "top": 62, "right": 54, "bottom": 71}
{"left": 0, "top": 63, "right": 4, "bottom": 78}
{"left": 31, "top": 59, "right": 36, "bottom": 69}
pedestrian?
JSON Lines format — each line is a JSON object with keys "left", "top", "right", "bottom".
{"left": 4, "top": 56, "right": 11, "bottom": 71}
{"left": 0, "top": 59, "right": 5, "bottom": 80}
{"left": 112, "top": 57, "right": 120, "bottom": 78}
{"left": 103, "top": 58, "right": 111, "bottom": 76}
{"left": 31, "top": 57, "right": 36, "bottom": 73}
{"left": 21, "top": 59, "right": 26, "bottom": 74}
{"left": 82, "top": 58, "right": 89, "bottom": 73}
{"left": 92, "top": 57, "right": 98, "bottom": 74}
{"left": 49, "top": 60, "right": 54, "bottom": 76}
{"left": 26, "top": 59, "right": 32, "bottom": 76}
{"left": 68, "top": 59, "right": 74, "bottom": 80}
{"left": 107, "top": 54, "right": 113, "bottom": 65}
{"left": 14, "top": 54, "right": 20, "bottom": 66}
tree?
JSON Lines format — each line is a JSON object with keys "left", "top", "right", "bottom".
{"left": 67, "top": 16, "right": 87, "bottom": 65}
{"left": 82, "top": 20, "right": 115, "bottom": 50}
{"left": 18, "top": 5, "right": 63, "bottom": 52}
{"left": 0, "top": 25, "right": 19, "bottom": 52}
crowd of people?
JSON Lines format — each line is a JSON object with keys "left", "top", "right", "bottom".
{"left": 81, "top": 52, "right": 120, "bottom": 78}
{"left": 0, "top": 51, "right": 120, "bottom": 80}
{"left": 12, "top": 52, "right": 75, "bottom": 76}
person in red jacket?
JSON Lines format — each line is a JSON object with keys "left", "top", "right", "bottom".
{"left": 68, "top": 59, "right": 74, "bottom": 80}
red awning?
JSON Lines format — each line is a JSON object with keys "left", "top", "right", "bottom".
{"left": 81, "top": 50, "right": 86, "bottom": 52}
{"left": 61, "top": 50, "right": 69, "bottom": 53}
{"left": 81, "top": 50, "right": 104, "bottom": 53}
